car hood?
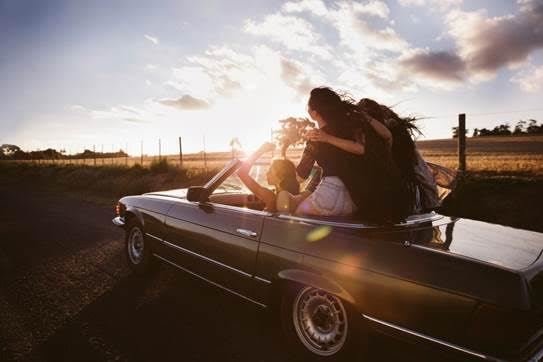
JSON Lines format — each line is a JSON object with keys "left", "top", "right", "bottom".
{"left": 144, "top": 188, "right": 188, "bottom": 199}
{"left": 423, "top": 218, "right": 543, "bottom": 270}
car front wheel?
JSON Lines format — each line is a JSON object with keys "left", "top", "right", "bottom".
{"left": 125, "top": 220, "right": 156, "bottom": 274}
{"left": 280, "top": 285, "right": 362, "bottom": 361}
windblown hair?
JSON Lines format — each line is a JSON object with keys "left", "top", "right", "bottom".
{"left": 357, "top": 98, "right": 420, "bottom": 181}
{"left": 270, "top": 158, "right": 300, "bottom": 195}
{"left": 308, "top": 87, "right": 364, "bottom": 138}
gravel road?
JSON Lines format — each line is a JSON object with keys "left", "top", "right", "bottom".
{"left": 0, "top": 183, "right": 459, "bottom": 362}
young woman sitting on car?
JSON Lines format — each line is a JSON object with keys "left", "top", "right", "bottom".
{"left": 237, "top": 142, "right": 301, "bottom": 212}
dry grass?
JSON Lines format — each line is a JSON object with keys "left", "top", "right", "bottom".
{"left": 417, "top": 135, "right": 543, "bottom": 176}
{"left": 6, "top": 134, "right": 543, "bottom": 176}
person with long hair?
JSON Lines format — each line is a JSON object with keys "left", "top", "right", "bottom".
{"left": 237, "top": 142, "right": 302, "bottom": 212}
{"left": 296, "top": 87, "right": 412, "bottom": 222}
{"left": 357, "top": 98, "right": 440, "bottom": 212}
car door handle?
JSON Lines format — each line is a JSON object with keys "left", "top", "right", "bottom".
{"left": 236, "top": 228, "right": 258, "bottom": 237}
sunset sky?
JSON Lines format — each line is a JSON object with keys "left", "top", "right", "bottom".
{"left": 1, "top": 0, "right": 543, "bottom": 154}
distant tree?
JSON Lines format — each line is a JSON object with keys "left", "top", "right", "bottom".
{"left": 494, "top": 123, "right": 511, "bottom": 136}
{"left": 478, "top": 128, "right": 491, "bottom": 136}
{"left": 472, "top": 128, "right": 479, "bottom": 137}
{"left": 513, "top": 120, "right": 526, "bottom": 135}
{"left": 229, "top": 137, "right": 242, "bottom": 159}
{"left": 527, "top": 119, "right": 542, "bottom": 134}
{"left": 0, "top": 144, "right": 21, "bottom": 157}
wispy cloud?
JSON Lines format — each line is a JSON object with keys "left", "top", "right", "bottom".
{"left": 244, "top": 14, "right": 332, "bottom": 59}
{"left": 445, "top": 0, "right": 543, "bottom": 78}
{"left": 144, "top": 34, "right": 159, "bottom": 45}
{"left": 158, "top": 95, "right": 210, "bottom": 110}
{"left": 511, "top": 64, "right": 543, "bottom": 93}
{"left": 399, "top": 49, "right": 466, "bottom": 82}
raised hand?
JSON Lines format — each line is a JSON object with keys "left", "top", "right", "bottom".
{"left": 258, "top": 142, "right": 276, "bottom": 154}
{"left": 305, "top": 129, "right": 331, "bottom": 143}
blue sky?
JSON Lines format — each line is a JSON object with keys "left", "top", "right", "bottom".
{"left": 1, "top": 0, "right": 543, "bottom": 154}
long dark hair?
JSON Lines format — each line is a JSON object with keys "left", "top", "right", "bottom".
{"left": 270, "top": 159, "right": 300, "bottom": 195}
{"left": 358, "top": 98, "right": 420, "bottom": 181}
{"left": 307, "top": 87, "right": 362, "bottom": 138}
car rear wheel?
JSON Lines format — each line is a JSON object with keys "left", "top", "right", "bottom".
{"left": 125, "top": 220, "right": 156, "bottom": 274}
{"left": 280, "top": 284, "right": 363, "bottom": 361}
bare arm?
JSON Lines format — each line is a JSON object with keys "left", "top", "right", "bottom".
{"left": 305, "top": 129, "right": 365, "bottom": 155}
{"left": 237, "top": 143, "right": 276, "bottom": 209}
{"left": 365, "top": 114, "right": 393, "bottom": 148}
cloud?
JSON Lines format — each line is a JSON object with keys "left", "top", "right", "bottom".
{"left": 445, "top": 1, "right": 543, "bottom": 77}
{"left": 280, "top": 58, "right": 317, "bottom": 96}
{"left": 283, "top": 1, "right": 407, "bottom": 53}
{"left": 398, "top": 0, "right": 462, "bottom": 11}
{"left": 144, "top": 34, "right": 159, "bottom": 45}
{"left": 145, "top": 64, "right": 157, "bottom": 71}
{"left": 282, "top": 0, "right": 329, "bottom": 16}
{"left": 244, "top": 14, "right": 332, "bottom": 59}
{"left": 158, "top": 95, "right": 210, "bottom": 110}
{"left": 511, "top": 64, "right": 543, "bottom": 92}
{"left": 399, "top": 49, "right": 466, "bottom": 82}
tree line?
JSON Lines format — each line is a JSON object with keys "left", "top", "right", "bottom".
{"left": 453, "top": 119, "right": 543, "bottom": 138}
{"left": 0, "top": 144, "right": 127, "bottom": 160}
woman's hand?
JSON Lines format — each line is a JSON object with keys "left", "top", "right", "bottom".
{"left": 305, "top": 129, "right": 331, "bottom": 143}
{"left": 257, "top": 142, "right": 276, "bottom": 154}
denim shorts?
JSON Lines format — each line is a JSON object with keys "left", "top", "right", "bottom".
{"left": 296, "top": 176, "right": 357, "bottom": 216}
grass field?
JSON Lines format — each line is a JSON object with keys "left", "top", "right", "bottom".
{"left": 14, "top": 135, "right": 543, "bottom": 176}
{"left": 1, "top": 135, "right": 542, "bottom": 232}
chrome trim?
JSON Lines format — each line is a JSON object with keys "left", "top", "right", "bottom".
{"left": 254, "top": 276, "right": 272, "bottom": 284}
{"left": 278, "top": 213, "right": 443, "bottom": 229}
{"left": 153, "top": 253, "right": 267, "bottom": 308}
{"left": 529, "top": 345, "right": 543, "bottom": 362}
{"left": 362, "top": 314, "right": 502, "bottom": 361}
{"left": 236, "top": 228, "right": 258, "bottom": 238}
{"left": 112, "top": 216, "right": 125, "bottom": 227}
{"left": 205, "top": 202, "right": 272, "bottom": 217}
{"left": 145, "top": 232, "right": 163, "bottom": 242}
{"left": 161, "top": 239, "right": 252, "bottom": 278}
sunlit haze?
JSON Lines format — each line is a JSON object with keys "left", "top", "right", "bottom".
{"left": 2, "top": 0, "right": 543, "bottom": 155}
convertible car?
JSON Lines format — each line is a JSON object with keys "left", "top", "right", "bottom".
{"left": 112, "top": 159, "right": 543, "bottom": 361}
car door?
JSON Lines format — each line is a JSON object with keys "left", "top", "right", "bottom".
{"left": 161, "top": 198, "right": 267, "bottom": 299}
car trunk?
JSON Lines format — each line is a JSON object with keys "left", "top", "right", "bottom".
{"left": 445, "top": 218, "right": 543, "bottom": 271}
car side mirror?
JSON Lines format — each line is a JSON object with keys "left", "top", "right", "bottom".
{"left": 187, "top": 186, "right": 208, "bottom": 202}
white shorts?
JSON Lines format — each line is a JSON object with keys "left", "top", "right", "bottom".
{"left": 296, "top": 176, "right": 357, "bottom": 216}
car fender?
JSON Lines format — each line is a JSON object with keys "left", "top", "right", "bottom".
{"left": 277, "top": 269, "right": 356, "bottom": 305}
{"left": 125, "top": 206, "right": 144, "bottom": 227}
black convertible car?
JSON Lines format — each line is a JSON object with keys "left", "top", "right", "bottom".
{"left": 113, "top": 159, "right": 543, "bottom": 361}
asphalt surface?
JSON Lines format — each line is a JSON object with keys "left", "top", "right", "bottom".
{"left": 0, "top": 182, "right": 460, "bottom": 362}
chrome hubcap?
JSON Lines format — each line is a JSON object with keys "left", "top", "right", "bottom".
{"left": 128, "top": 227, "right": 144, "bottom": 264}
{"left": 292, "top": 287, "right": 348, "bottom": 356}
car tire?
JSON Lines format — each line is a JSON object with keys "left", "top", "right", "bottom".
{"left": 280, "top": 284, "right": 365, "bottom": 361}
{"left": 125, "top": 219, "right": 157, "bottom": 275}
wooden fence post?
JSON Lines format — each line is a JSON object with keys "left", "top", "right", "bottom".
{"left": 458, "top": 113, "right": 466, "bottom": 173}
{"left": 179, "top": 137, "right": 183, "bottom": 168}
{"left": 203, "top": 135, "right": 207, "bottom": 172}
{"left": 140, "top": 140, "right": 143, "bottom": 166}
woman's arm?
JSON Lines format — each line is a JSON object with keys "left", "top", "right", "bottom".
{"left": 365, "top": 114, "right": 393, "bottom": 148}
{"left": 237, "top": 142, "right": 276, "bottom": 209}
{"left": 305, "top": 129, "right": 365, "bottom": 155}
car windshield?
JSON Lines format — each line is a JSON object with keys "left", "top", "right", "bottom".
{"left": 212, "top": 161, "right": 269, "bottom": 195}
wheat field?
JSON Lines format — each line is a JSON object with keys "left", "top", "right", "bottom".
{"left": 12, "top": 135, "right": 543, "bottom": 176}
